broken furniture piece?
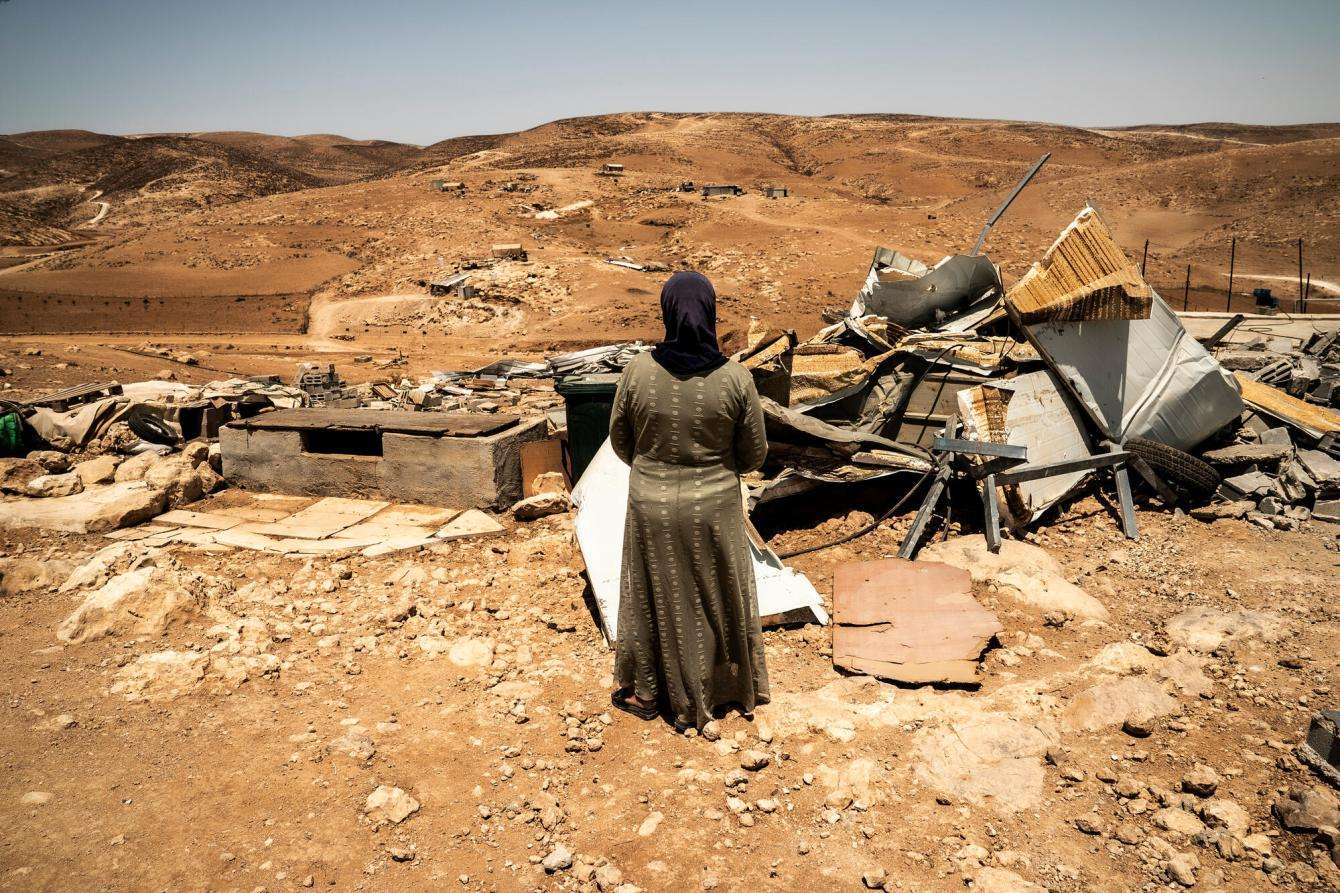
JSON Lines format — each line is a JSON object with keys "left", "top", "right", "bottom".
{"left": 832, "top": 557, "right": 1001, "bottom": 685}
{"left": 26, "top": 381, "right": 124, "bottom": 413}
{"left": 220, "top": 408, "right": 546, "bottom": 511}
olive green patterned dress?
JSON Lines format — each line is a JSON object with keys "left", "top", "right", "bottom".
{"left": 609, "top": 351, "right": 770, "bottom": 728}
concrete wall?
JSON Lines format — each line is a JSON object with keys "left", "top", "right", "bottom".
{"left": 220, "top": 417, "right": 546, "bottom": 510}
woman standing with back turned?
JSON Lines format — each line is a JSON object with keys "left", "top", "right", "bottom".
{"left": 608, "top": 271, "right": 770, "bottom": 731}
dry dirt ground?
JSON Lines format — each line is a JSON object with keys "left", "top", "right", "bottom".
{"left": 1, "top": 485, "right": 1338, "bottom": 893}
{"left": 2, "top": 112, "right": 1340, "bottom": 892}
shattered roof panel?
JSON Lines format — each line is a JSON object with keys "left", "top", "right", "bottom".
{"left": 1006, "top": 207, "right": 1152, "bottom": 324}
{"left": 1236, "top": 373, "right": 1340, "bottom": 437}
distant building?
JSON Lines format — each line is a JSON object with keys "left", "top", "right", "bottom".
{"left": 432, "top": 179, "right": 465, "bottom": 192}
{"left": 597, "top": 163, "right": 625, "bottom": 177}
{"left": 764, "top": 186, "right": 789, "bottom": 199}
{"left": 427, "top": 272, "right": 477, "bottom": 298}
{"left": 701, "top": 184, "right": 744, "bottom": 197}
{"left": 679, "top": 180, "right": 695, "bottom": 192}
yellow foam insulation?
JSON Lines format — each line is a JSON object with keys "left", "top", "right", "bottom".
{"left": 1236, "top": 374, "right": 1340, "bottom": 436}
{"left": 1006, "top": 206, "right": 1152, "bottom": 324}
{"left": 789, "top": 344, "right": 894, "bottom": 405}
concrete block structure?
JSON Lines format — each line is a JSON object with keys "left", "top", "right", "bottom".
{"left": 221, "top": 409, "right": 546, "bottom": 510}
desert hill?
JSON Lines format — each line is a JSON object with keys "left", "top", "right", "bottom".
{"left": 2, "top": 112, "right": 1336, "bottom": 346}
{"left": 186, "top": 131, "right": 421, "bottom": 184}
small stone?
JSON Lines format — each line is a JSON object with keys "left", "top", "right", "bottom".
{"left": 1166, "top": 852, "right": 1198, "bottom": 886}
{"left": 1115, "top": 823, "right": 1145, "bottom": 845}
{"left": 20, "top": 791, "right": 52, "bottom": 806}
{"left": 739, "top": 749, "right": 770, "bottom": 771}
{"left": 1181, "top": 764, "right": 1220, "bottom": 798}
{"left": 861, "top": 866, "right": 887, "bottom": 889}
{"left": 637, "top": 811, "right": 664, "bottom": 837}
{"left": 542, "top": 844, "right": 573, "bottom": 873}
{"left": 1122, "top": 715, "right": 1155, "bottom": 738}
{"left": 1113, "top": 776, "right": 1144, "bottom": 798}
{"left": 1074, "top": 815, "right": 1105, "bottom": 836}
{"left": 364, "top": 785, "right": 419, "bottom": 825}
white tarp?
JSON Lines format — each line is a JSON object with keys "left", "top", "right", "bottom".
{"left": 1024, "top": 292, "right": 1243, "bottom": 450}
{"left": 571, "top": 439, "right": 828, "bottom": 642}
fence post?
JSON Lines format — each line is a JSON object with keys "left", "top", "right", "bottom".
{"left": 1226, "top": 237, "right": 1236, "bottom": 312}
{"left": 1183, "top": 265, "right": 1191, "bottom": 311}
{"left": 1298, "top": 238, "right": 1305, "bottom": 312}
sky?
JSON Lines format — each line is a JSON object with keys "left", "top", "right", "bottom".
{"left": 2, "top": 0, "right": 1338, "bottom": 145}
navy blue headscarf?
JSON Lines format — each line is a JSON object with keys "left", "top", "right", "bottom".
{"left": 651, "top": 271, "right": 727, "bottom": 375}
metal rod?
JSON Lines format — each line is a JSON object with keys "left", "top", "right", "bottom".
{"left": 1226, "top": 236, "right": 1236, "bottom": 312}
{"left": 970, "top": 153, "right": 1050, "bottom": 256}
{"left": 1141, "top": 240, "right": 1149, "bottom": 277}
{"left": 1304, "top": 273, "right": 1311, "bottom": 313}
{"left": 1299, "top": 238, "right": 1305, "bottom": 312}
{"left": 931, "top": 437, "right": 1027, "bottom": 460}
{"left": 1183, "top": 264, "right": 1191, "bottom": 311}
{"left": 996, "top": 451, "right": 1131, "bottom": 485}
{"left": 1201, "top": 314, "right": 1245, "bottom": 351}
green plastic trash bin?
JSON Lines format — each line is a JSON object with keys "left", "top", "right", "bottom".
{"left": 555, "top": 373, "right": 621, "bottom": 483}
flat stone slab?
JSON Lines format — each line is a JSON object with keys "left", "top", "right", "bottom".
{"left": 0, "top": 482, "right": 164, "bottom": 534}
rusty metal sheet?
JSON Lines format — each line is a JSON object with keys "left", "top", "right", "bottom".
{"left": 833, "top": 558, "right": 1002, "bottom": 685}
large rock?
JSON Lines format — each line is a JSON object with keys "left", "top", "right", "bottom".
{"left": 1165, "top": 606, "right": 1285, "bottom": 653}
{"left": 57, "top": 566, "right": 201, "bottom": 644}
{"left": 26, "top": 471, "right": 84, "bottom": 498}
{"left": 1063, "top": 676, "right": 1177, "bottom": 732}
{"left": 110, "top": 650, "right": 209, "bottom": 701}
{"left": 919, "top": 536, "right": 1108, "bottom": 620}
{"left": 0, "top": 558, "right": 79, "bottom": 597}
{"left": 143, "top": 456, "right": 203, "bottom": 508}
{"left": 448, "top": 636, "right": 495, "bottom": 668}
{"left": 0, "top": 481, "right": 165, "bottom": 534}
{"left": 74, "top": 455, "right": 120, "bottom": 486}
{"left": 112, "top": 451, "right": 160, "bottom": 483}
{"left": 913, "top": 715, "right": 1055, "bottom": 814}
{"left": 0, "top": 458, "right": 46, "bottom": 495}
{"left": 1273, "top": 787, "right": 1340, "bottom": 833}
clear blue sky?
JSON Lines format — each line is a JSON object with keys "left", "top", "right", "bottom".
{"left": 2, "top": 0, "right": 1337, "bottom": 145}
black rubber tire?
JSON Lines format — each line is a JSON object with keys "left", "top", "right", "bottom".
{"left": 127, "top": 413, "right": 179, "bottom": 446}
{"left": 1125, "top": 437, "right": 1221, "bottom": 503}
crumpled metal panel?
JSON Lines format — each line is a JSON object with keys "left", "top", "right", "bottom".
{"left": 853, "top": 252, "right": 1001, "bottom": 329}
{"left": 1025, "top": 292, "right": 1243, "bottom": 450}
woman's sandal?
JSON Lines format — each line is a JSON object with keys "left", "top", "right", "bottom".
{"left": 611, "top": 689, "right": 658, "bottom": 721}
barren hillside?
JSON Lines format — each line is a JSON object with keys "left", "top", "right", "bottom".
{"left": 1, "top": 112, "right": 1336, "bottom": 348}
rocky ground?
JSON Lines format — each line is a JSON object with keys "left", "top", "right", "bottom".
{"left": 2, "top": 458, "right": 1338, "bottom": 891}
